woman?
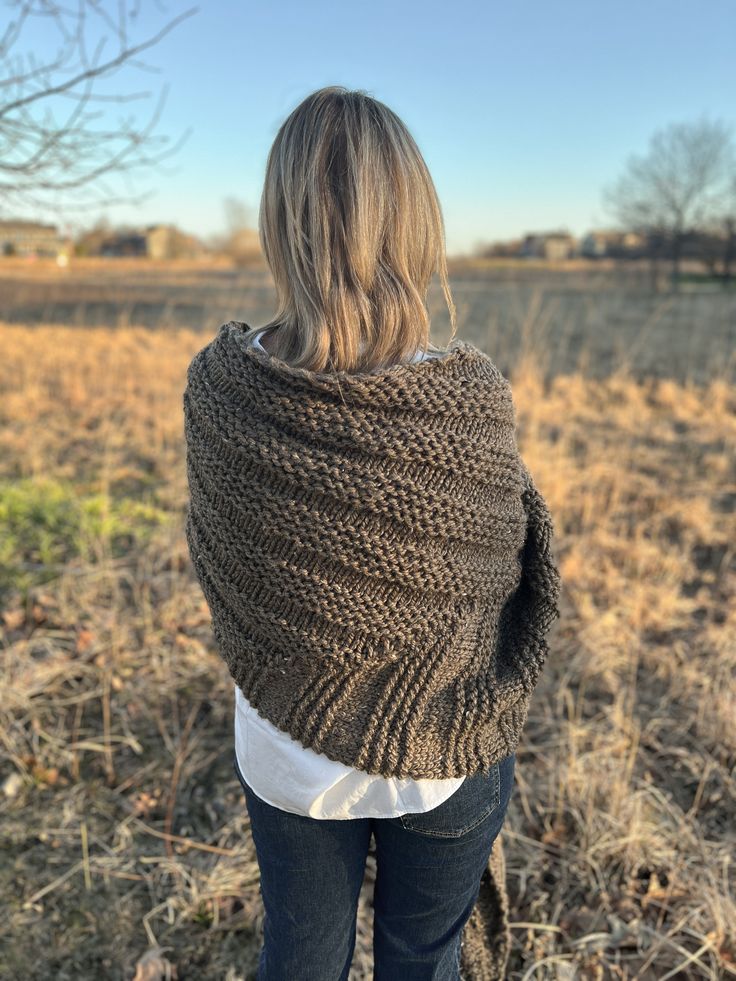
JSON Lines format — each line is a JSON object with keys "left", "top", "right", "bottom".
{"left": 183, "top": 86, "right": 561, "bottom": 980}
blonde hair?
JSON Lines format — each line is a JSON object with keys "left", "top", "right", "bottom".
{"left": 249, "top": 85, "right": 456, "bottom": 373}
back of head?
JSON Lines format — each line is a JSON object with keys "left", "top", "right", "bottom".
{"left": 253, "top": 86, "right": 456, "bottom": 373}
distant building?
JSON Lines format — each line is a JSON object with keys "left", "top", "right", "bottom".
{"left": 476, "top": 228, "right": 655, "bottom": 262}
{"left": 77, "top": 223, "right": 204, "bottom": 258}
{"left": 520, "top": 231, "right": 577, "bottom": 261}
{"left": 145, "top": 223, "right": 204, "bottom": 259}
{"left": 0, "top": 220, "right": 63, "bottom": 257}
{"left": 580, "top": 229, "right": 645, "bottom": 258}
{"left": 99, "top": 232, "right": 147, "bottom": 257}
{"left": 478, "top": 238, "right": 525, "bottom": 258}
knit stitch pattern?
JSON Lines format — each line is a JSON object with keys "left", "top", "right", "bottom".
{"left": 183, "top": 320, "right": 561, "bottom": 782}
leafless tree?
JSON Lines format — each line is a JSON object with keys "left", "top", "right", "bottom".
{"left": 223, "top": 195, "right": 255, "bottom": 237}
{"left": 713, "top": 173, "right": 736, "bottom": 284}
{"left": 0, "top": 0, "right": 198, "bottom": 222}
{"left": 603, "top": 115, "right": 736, "bottom": 291}
{"left": 209, "top": 194, "right": 262, "bottom": 267}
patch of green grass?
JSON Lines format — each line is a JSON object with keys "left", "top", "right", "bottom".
{"left": 0, "top": 477, "right": 173, "bottom": 598}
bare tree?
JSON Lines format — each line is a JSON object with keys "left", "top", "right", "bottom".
{"left": 603, "top": 115, "right": 736, "bottom": 291}
{"left": 0, "top": 0, "right": 198, "bottom": 220}
{"left": 223, "top": 195, "right": 255, "bottom": 237}
{"left": 215, "top": 194, "right": 262, "bottom": 267}
{"left": 724, "top": 216, "right": 736, "bottom": 284}
{"left": 715, "top": 173, "right": 736, "bottom": 285}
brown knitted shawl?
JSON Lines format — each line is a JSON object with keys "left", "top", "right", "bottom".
{"left": 183, "top": 320, "right": 561, "bottom": 979}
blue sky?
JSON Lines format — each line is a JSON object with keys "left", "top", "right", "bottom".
{"left": 17, "top": 0, "right": 736, "bottom": 255}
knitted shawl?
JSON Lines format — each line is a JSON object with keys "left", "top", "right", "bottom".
{"left": 183, "top": 320, "right": 562, "bottom": 979}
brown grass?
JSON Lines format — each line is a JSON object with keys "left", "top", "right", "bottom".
{"left": 0, "top": 316, "right": 734, "bottom": 980}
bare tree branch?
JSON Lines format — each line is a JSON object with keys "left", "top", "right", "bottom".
{"left": 0, "top": 0, "right": 198, "bottom": 217}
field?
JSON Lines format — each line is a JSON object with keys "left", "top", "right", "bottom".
{"left": 1, "top": 258, "right": 735, "bottom": 979}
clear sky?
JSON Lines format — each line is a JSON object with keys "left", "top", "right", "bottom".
{"left": 16, "top": 0, "right": 736, "bottom": 255}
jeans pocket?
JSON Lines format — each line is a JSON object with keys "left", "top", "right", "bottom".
{"left": 398, "top": 759, "right": 503, "bottom": 838}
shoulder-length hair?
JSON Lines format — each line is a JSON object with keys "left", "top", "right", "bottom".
{"left": 247, "top": 85, "right": 456, "bottom": 373}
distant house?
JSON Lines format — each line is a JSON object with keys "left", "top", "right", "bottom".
{"left": 581, "top": 230, "right": 616, "bottom": 257}
{"left": 478, "top": 238, "right": 525, "bottom": 258}
{"left": 145, "top": 223, "right": 204, "bottom": 259}
{"left": 520, "top": 232, "right": 577, "bottom": 261}
{"left": 78, "top": 223, "right": 203, "bottom": 258}
{"left": 0, "top": 220, "right": 63, "bottom": 257}
{"left": 99, "top": 232, "right": 148, "bottom": 257}
{"left": 580, "top": 230, "right": 645, "bottom": 259}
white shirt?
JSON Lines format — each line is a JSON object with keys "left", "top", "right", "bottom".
{"left": 233, "top": 327, "right": 466, "bottom": 819}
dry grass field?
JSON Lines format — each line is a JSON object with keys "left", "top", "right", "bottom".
{"left": 1, "top": 259, "right": 735, "bottom": 979}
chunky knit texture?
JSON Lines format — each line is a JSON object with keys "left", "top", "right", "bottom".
{"left": 183, "top": 320, "right": 562, "bottom": 980}
{"left": 184, "top": 319, "right": 560, "bottom": 779}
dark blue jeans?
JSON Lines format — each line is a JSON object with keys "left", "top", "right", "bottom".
{"left": 232, "top": 749, "right": 515, "bottom": 980}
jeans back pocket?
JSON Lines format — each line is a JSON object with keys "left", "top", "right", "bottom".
{"left": 398, "top": 758, "right": 504, "bottom": 838}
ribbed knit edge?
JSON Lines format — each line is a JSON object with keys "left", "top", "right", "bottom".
{"left": 216, "top": 624, "right": 532, "bottom": 782}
